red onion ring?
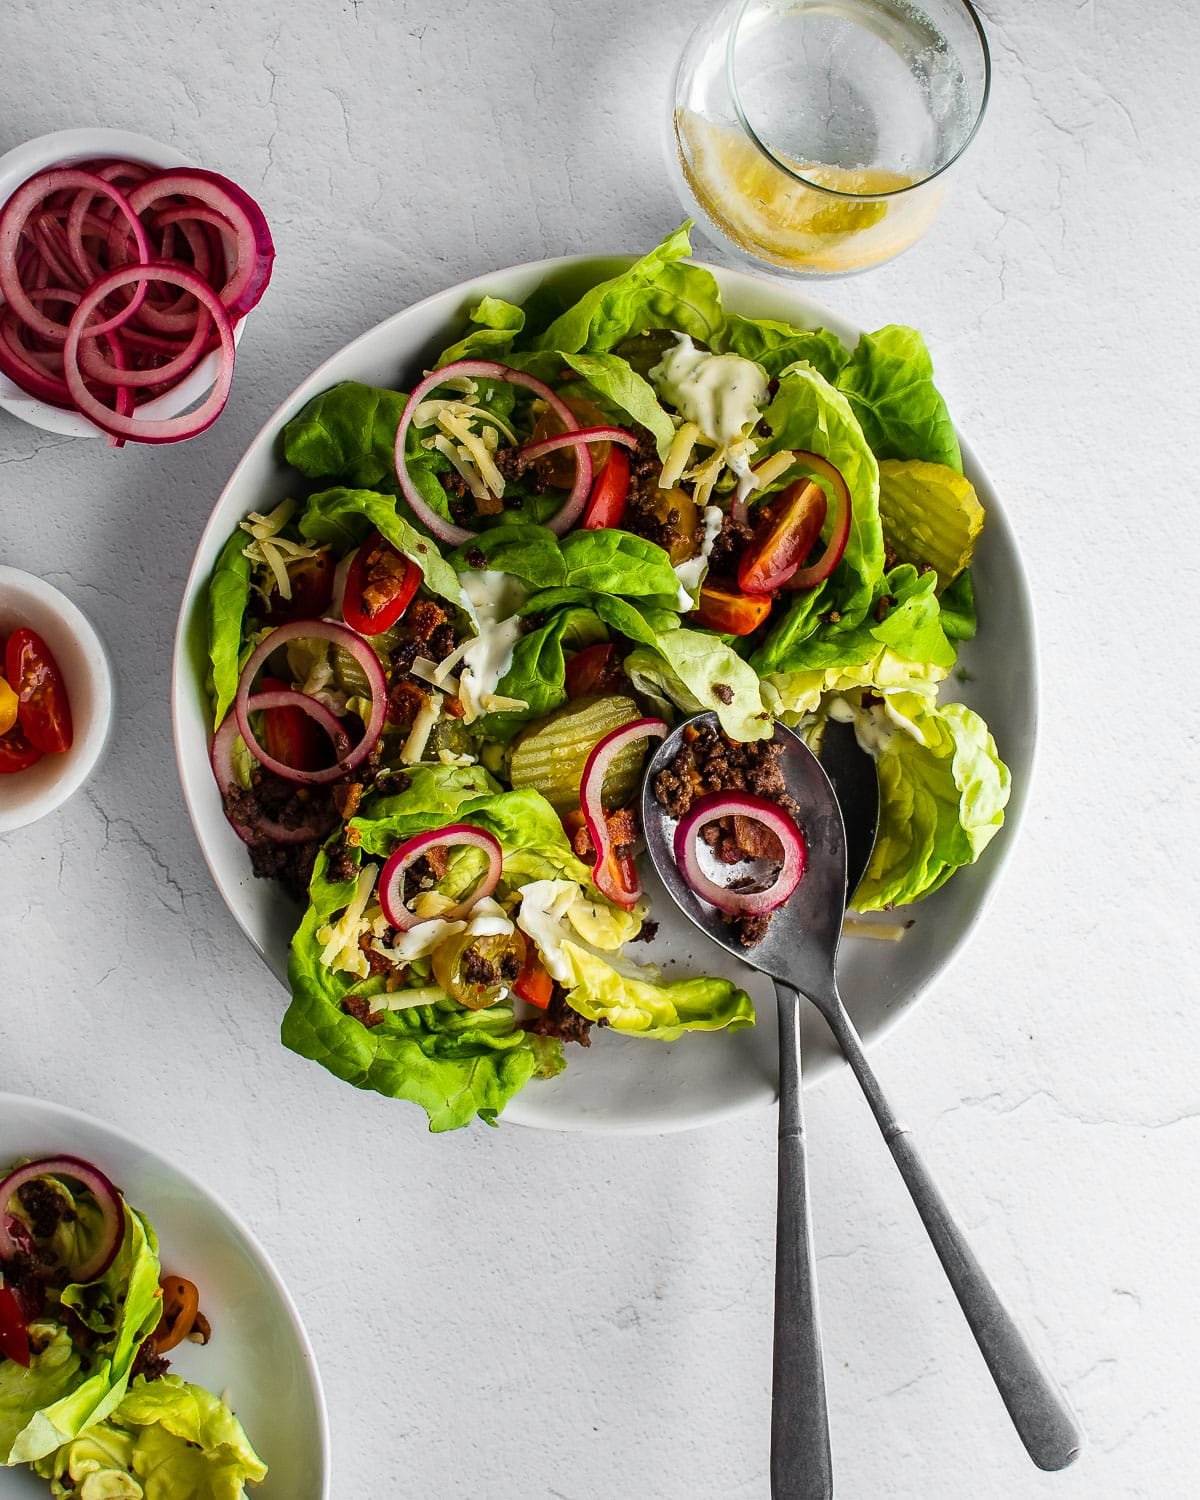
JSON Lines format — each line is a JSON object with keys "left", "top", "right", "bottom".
{"left": 77, "top": 304, "right": 213, "bottom": 388}
{"left": 518, "top": 425, "right": 639, "bottom": 464}
{"left": 62, "top": 263, "right": 235, "bottom": 443}
{"left": 0, "top": 170, "right": 150, "bottom": 341}
{"left": 210, "top": 699, "right": 343, "bottom": 846}
{"left": 580, "top": 718, "right": 667, "bottom": 909}
{"left": 0, "top": 1155, "right": 125, "bottom": 1284}
{"left": 127, "top": 168, "right": 275, "bottom": 320}
{"left": 378, "top": 824, "right": 504, "bottom": 930}
{"left": 673, "top": 792, "right": 807, "bottom": 915}
{"left": 234, "top": 619, "right": 386, "bottom": 785}
{"left": 393, "top": 358, "right": 591, "bottom": 545}
{"left": 784, "top": 451, "right": 853, "bottom": 592}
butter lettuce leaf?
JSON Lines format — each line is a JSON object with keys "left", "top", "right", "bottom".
{"left": 436, "top": 295, "right": 526, "bottom": 366}
{"left": 481, "top": 606, "right": 607, "bottom": 741}
{"left": 533, "top": 226, "right": 723, "bottom": 354}
{"left": 207, "top": 527, "right": 254, "bottom": 729}
{"left": 298, "top": 486, "right": 463, "bottom": 608}
{"left": 853, "top": 696, "right": 1010, "bottom": 912}
{"left": 721, "top": 315, "right": 850, "bottom": 382}
{"left": 33, "top": 1374, "right": 266, "bottom": 1499}
{"left": 836, "top": 325, "right": 962, "bottom": 472}
{"left": 282, "top": 379, "right": 409, "bottom": 489}
{"left": 558, "top": 350, "right": 676, "bottom": 458}
{"left": 624, "top": 628, "right": 772, "bottom": 741}
{"left": 451, "top": 525, "right": 679, "bottom": 600}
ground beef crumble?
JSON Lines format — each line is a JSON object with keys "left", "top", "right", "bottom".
{"left": 521, "top": 984, "right": 596, "bottom": 1047}
{"left": 17, "top": 1179, "right": 75, "bottom": 1239}
{"left": 341, "top": 994, "right": 384, "bottom": 1029}
{"left": 652, "top": 721, "right": 801, "bottom": 948}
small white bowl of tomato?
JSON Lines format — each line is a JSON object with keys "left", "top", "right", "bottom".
{"left": 0, "top": 565, "right": 113, "bottom": 831}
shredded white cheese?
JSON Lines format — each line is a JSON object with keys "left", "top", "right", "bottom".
{"left": 240, "top": 498, "right": 324, "bottom": 602}
{"left": 317, "top": 865, "right": 379, "bottom": 978}
{"left": 401, "top": 689, "right": 443, "bottom": 763}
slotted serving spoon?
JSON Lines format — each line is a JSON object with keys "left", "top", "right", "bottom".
{"left": 641, "top": 713, "right": 1081, "bottom": 1498}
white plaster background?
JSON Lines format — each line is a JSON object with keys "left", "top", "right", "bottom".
{"left": 1, "top": 1, "right": 1197, "bottom": 1495}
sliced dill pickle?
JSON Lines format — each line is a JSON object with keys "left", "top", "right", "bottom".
{"left": 509, "top": 694, "right": 643, "bottom": 813}
{"left": 877, "top": 460, "right": 984, "bottom": 590}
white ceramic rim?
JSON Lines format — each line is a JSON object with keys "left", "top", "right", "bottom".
{"left": 0, "top": 1088, "right": 332, "bottom": 1497}
{"left": 0, "top": 565, "right": 114, "bottom": 832}
{"left": 0, "top": 127, "right": 247, "bottom": 439}
{"left": 170, "top": 252, "right": 1037, "bottom": 1133}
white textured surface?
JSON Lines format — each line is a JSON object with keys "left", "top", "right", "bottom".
{"left": 1, "top": 2, "right": 1197, "bottom": 1496}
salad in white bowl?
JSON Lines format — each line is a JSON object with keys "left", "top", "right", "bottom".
{"left": 198, "top": 226, "right": 1009, "bottom": 1132}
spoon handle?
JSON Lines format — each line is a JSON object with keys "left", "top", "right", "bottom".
{"left": 814, "top": 984, "right": 1082, "bottom": 1472}
{"left": 771, "top": 982, "right": 833, "bottom": 1500}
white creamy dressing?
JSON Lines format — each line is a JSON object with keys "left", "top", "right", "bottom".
{"left": 673, "top": 504, "right": 725, "bottom": 608}
{"left": 650, "top": 335, "right": 769, "bottom": 449}
{"left": 826, "top": 696, "right": 896, "bottom": 756}
{"left": 457, "top": 569, "right": 527, "bottom": 719}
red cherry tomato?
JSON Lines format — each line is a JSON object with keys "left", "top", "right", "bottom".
{"left": 582, "top": 447, "right": 631, "bottom": 530}
{"left": 342, "top": 532, "right": 421, "bottom": 636}
{"left": 564, "top": 643, "right": 624, "bottom": 700}
{"left": 738, "top": 479, "right": 827, "bottom": 596}
{"left": 691, "top": 584, "right": 773, "bottom": 636}
{"left": 513, "top": 948, "right": 553, "bottom": 1010}
{"left": 0, "top": 1286, "right": 30, "bottom": 1368}
{"left": 5, "top": 628, "right": 72, "bottom": 754}
{"left": 0, "top": 721, "right": 44, "bottom": 775}
{"left": 258, "top": 678, "right": 334, "bottom": 773}
{"left": 263, "top": 548, "right": 335, "bottom": 625}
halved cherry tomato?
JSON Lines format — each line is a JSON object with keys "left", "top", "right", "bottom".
{"left": 513, "top": 948, "right": 553, "bottom": 1010}
{"left": 582, "top": 447, "right": 631, "bottom": 530}
{"left": 0, "top": 724, "right": 44, "bottom": 774}
{"left": 5, "top": 628, "right": 72, "bottom": 754}
{"left": 738, "top": 478, "right": 827, "bottom": 596}
{"left": 151, "top": 1275, "right": 200, "bottom": 1354}
{"left": 342, "top": 532, "right": 420, "bottom": 636}
{"left": 595, "top": 846, "right": 641, "bottom": 909}
{"left": 258, "top": 678, "right": 334, "bottom": 773}
{"left": 565, "top": 643, "right": 624, "bottom": 700}
{"left": 263, "top": 548, "right": 335, "bottom": 625}
{"left": 692, "top": 583, "right": 773, "bottom": 636}
{"left": 0, "top": 1286, "right": 30, "bottom": 1367}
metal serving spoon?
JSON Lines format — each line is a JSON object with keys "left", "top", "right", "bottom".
{"left": 641, "top": 713, "right": 1082, "bottom": 1497}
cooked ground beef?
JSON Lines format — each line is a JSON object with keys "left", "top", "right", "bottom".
{"left": 521, "top": 985, "right": 594, "bottom": 1047}
{"left": 498, "top": 948, "right": 521, "bottom": 982}
{"left": 653, "top": 721, "right": 801, "bottom": 947}
{"left": 705, "top": 510, "right": 755, "bottom": 577}
{"left": 325, "top": 835, "right": 358, "bottom": 885}
{"left": 131, "top": 1340, "right": 171, "bottom": 1382}
{"left": 247, "top": 838, "right": 321, "bottom": 897}
{"left": 17, "top": 1179, "right": 74, "bottom": 1239}
{"left": 340, "top": 995, "right": 384, "bottom": 1029}
{"left": 631, "top": 918, "right": 659, "bottom": 944}
{"left": 625, "top": 431, "right": 691, "bottom": 557}
{"left": 461, "top": 946, "right": 497, "bottom": 986}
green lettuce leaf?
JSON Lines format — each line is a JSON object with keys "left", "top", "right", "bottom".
{"left": 758, "top": 564, "right": 956, "bottom": 693}
{"left": 624, "top": 628, "right": 772, "bottom": 741}
{"left": 720, "top": 316, "right": 850, "bottom": 382}
{"left": 558, "top": 350, "right": 676, "bottom": 458}
{"left": 533, "top": 226, "right": 723, "bottom": 354}
{"left": 939, "top": 567, "right": 976, "bottom": 641}
{"left": 436, "top": 295, "right": 526, "bottom": 366}
{"left": 520, "top": 589, "right": 681, "bottom": 648}
{"left": 0, "top": 1325, "right": 81, "bottom": 1467}
{"left": 5, "top": 1205, "right": 162, "bottom": 1466}
{"left": 282, "top": 379, "right": 409, "bottom": 488}
{"left": 34, "top": 1374, "right": 266, "bottom": 1499}
{"left": 480, "top": 606, "right": 607, "bottom": 741}
{"left": 207, "top": 527, "right": 253, "bottom": 729}
{"left": 298, "top": 486, "right": 463, "bottom": 607}
{"left": 283, "top": 781, "right": 593, "bottom": 1130}
{"left": 852, "top": 696, "right": 1010, "bottom": 912}
{"left": 836, "top": 326, "right": 962, "bottom": 472}
{"left": 754, "top": 362, "right": 885, "bottom": 637}
{"left": 452, "top": 526, "right": 679, "bottom": 599}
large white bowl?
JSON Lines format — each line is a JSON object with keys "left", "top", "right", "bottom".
{"left": 171, "top": 256, "right": 1036, "bottom": 1135}
{"left": 0, "top": 127, "right": 248, "bottom": 438}
{"left": 0, "top": 1092, "right": 330, "bottom": 1498}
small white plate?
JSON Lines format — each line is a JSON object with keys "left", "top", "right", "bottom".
{"left": 0, "top": 566, "right": 114, "bottom": 833}
{"left": 0, "top": 1092, "right": 329, "bottom": 1498}
{"left": 0, "top": 127, "right": 247, "bottom": 438}
{"left": 171, "top": 255, "right": 1037, "bottom": 1134}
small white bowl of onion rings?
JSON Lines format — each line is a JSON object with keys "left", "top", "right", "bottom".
{"left": 0, "top": 126, "right": 272, "bottom": 444}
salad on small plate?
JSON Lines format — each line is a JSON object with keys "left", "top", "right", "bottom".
{"left": 192, "top": 227, "right": 1011, "bottom": 1133}
{"left": 0, "top": 1094, "right": 327, "bottom": 1500}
